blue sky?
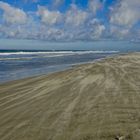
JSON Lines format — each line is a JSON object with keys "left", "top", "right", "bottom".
{"left": 0, "top": 0, "right": 140, "bottom": 42}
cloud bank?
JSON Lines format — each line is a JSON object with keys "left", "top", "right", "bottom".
{"left": 0, "top": 0, "right": 140, "bottom": 41}
{"left": 0, "top": 1, "right": 27, "bottom": 24}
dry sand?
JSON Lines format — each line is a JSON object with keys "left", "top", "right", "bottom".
{"left": 0, "top": 53, "right": 140, "bottom": 140}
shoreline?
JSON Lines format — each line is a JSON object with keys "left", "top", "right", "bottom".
{"left": 0, "top": 53, "right": 121, "bottom": 85}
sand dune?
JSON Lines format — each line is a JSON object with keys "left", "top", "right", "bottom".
{"left": 0, "top": 53, "right": 140, "bottom": 140}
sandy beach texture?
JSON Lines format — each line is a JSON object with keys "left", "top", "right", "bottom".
{"left": 0, "top": 53, "right": 140, "bottom": 140}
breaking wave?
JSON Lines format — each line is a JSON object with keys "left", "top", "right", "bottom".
{"left": 0, "top": 50, "right": 119, "bottom": 56}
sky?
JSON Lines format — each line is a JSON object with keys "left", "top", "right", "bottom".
{"left": 0, "top": 0, "right": 140, "bottom": 42}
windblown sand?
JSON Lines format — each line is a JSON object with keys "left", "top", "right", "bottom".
{"left": 0, "top": 53, "right": 140, "bottom": 140}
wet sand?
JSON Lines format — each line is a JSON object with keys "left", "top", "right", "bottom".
{"left": 0, "top": 53, "right": 140, "bottom": 140}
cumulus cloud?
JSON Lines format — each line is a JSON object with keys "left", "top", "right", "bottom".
{"left": 0, "top": 0, "right": 139, "bottom": 41}
{"left": 0, "top": 1, "right": 27, "bottom": 24}
{"left": 37, "top": 6, "right": 62, "bottom": 25}
{"left": 0, "top": 24, "right": 23, "bottom": 38}
{"left": 110, "top": 0, "right": 140, "bottom": 27}
{"left": 23, "top": 0, "right": 38, "bottom": 3}
{"left": 88, "top": 19, "right": 105, "bottom": 39}
{"left": 110, "top": 25, "right": 130, "bottom": 39}
{"left": 52, "top": 0, "right": 64, "bottom": 8}
{"left": 65, "top": 4, "right": 88, "bottom": 27}
{"left": 88, "top": 0, "right": 102, "bottom": 15}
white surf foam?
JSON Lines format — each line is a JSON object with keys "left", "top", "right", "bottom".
{"left": 0, "top": 51, "right": 119, "bottom": 56}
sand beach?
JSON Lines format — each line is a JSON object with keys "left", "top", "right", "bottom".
{"left": 0, "top": 53, "right": 140, "bottom": 140}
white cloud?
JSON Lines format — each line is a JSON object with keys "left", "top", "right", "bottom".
{"left": 53, "top": 0, "right": 64, "bottom": 7}
{"left": 110, "top": 25, "right": 130, "bottom": 39}
{"left": 23, "top": 0, "right": 38, "bottom": 3}
{"left": 0, "top": 24, "right": 21, "bottom": 38}
{"left": 88, "top": 19, "right": 105, "bottom": 39}
{"left": 65, "top": 4, "right": 88, "bottom": 27}
{"left": 0, "top": 1, "right": 27, "bottom": 24}
{"left": 93, "top": 24, "right": 105, "bottom": 38}
{"left": 0, "top": 0, "right": 140, "bottom": 41}
{"left": 110, "top": 0, "right": 140, "bottom": 27}
{"left": 88, "top": 0, "right": 102, "bottom": 15}
{"left": 37, "top": 6, "right": 62, "bottom": 25}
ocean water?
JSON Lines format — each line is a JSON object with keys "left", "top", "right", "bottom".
{"left": 0, "top": 50, "right": 119, "bottom": 83}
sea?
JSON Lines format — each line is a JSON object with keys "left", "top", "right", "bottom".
{"left": 0, "top": 40, "right": 140, "bottom": 84}
{"left": 0, "top": 50, "right": 121, "bottom": 83}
